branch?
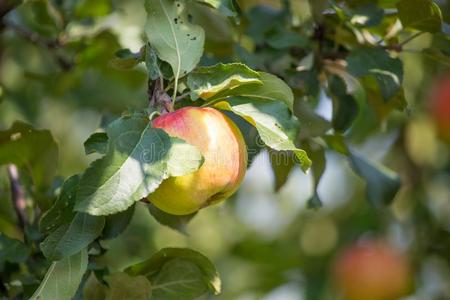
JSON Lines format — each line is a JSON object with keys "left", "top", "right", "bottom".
{"left": 149, "top": 78, "right": 174, "bottom": 114}
{"left": 3, "top": 20, "right": 73, "bottom": 70}
{"left": 6, "top": 164, "right": 28, "bottom": 230}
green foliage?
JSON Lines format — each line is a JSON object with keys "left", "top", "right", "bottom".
{"left": 75, "top": 114, "right": 203, "bottom": 216}
{"left": 126, "top": 248, "right": 220, "bottom": 298}
{"left": 84, "top": 132, "right": 109, "bottom": 155}
{"left": 41, "top": 212, "right": 105, "bottom": 261}
{"left": 0, "top": 122, "right": 58, "bottom": 206}
{"left": 1, "top": 0, "right": 450, "bottom": 299}
{"left": 216, "top": 97, "right": 311, "bottom": 171}
{"left": 349, "top": 150, "right": 402, "bottom": 207}
{"left": 187, "top": 63, "right": 261, "bottom": 100}
{"left": 346, "top": 47, "right": 403, "bottom": 101}
{"left": 30, "top": 249, "right": 88, "bottom": 300}
{"left": 144, "top": 0, "right": 205, "bottom": 96}
{"left": 397, "top": 0, "right": 443, "bottom": 32}
{"left": 0, "top": 234, "right": 30, "bottom": 267}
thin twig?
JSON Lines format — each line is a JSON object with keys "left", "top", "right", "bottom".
{"left": 175, "top": 92, "right": 190, "bottom": 102}
{"left": 6, "top": 164, "right": 27, "bottom": 230}
{"left": 3, "top": 20, "right": 73, "bottom": 70}
{"left": 4, "top": 20, "right": 62, "bottom": 48}
{"left": 399, "top": 31, "right": 425, "bottom": 47}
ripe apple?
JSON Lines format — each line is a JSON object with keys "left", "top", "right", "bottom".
{"left": 148, "top": 107, "right": 247, "bottom": 215}
{"left": 430, "top": 76, "right": 450, "bottom": 143}
{"left": 333, "top": 240, "right": 412, "bottom": 300}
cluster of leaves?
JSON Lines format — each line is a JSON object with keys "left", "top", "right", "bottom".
{"left": 1, "top": 0, "right": 450, "bottom": 299}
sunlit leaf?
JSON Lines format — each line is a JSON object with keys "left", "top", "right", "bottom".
{"left": 145, "top": 0, "right": 205, "bottom": 94}
{"left": 211, "top": 72, "right": 295, "bottom": 112}
{"left": 187, "top": 63, "right": 261, "bottom": 100}
{"left": 215, "top": 98, "right": 311, "bottom": 172}
{"left": 197, "top": 0, "right": 238, "bottom": 17}
{"left": 75, "top": 114, "right": 203, "bottom": 216}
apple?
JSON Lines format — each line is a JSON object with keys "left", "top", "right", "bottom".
{"left": 148, "top": 107, "right": 248, "bottom": 215}
{"left": 430, "top": 75, "right": 450, "bottom": 143}
{"left": 333, "top": 240, "right": 412, "bottom": 300}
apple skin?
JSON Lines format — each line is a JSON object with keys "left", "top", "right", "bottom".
{"left": 333, "top": 240, "right": 412, "bottom": 300}
{"left": 430, "top": 76, "right": 450, "bottom": 143}
{"left": 148, "top": 107, "right": 247, "bottom": 215}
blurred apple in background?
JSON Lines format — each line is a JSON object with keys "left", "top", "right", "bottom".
{"left": 148, "top": 107, "right": 248, "bottom": 215}
{"left": 430, "top": 75, "right": 450, "bottom": 144}
{"left": 333, "top": 240, "right": 413, "bottom": 300}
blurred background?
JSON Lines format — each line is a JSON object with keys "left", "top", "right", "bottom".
{"left": 1, "top": 0, "right": 450, "bottom": 299}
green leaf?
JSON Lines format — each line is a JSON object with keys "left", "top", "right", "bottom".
{"left": 269, "top": 150, "right": 296, "bottom": 192}
{"left": 106, "top": 272, "right": 152, "bottom": 300}
{"left": 224, "top": 111, "right": 263, "bottom": 165}
{"left": 75, "top": 114, "right": 203, "bottom": 216}
{"left": 39, "top": 175, "right": 80, "bottom": 235}
{"left": 40, "top": 212, "right": 105, "bottom": 261}
{"left": 346, "top": 47, "right": 403, "bottom": 101}
{"left": 215, "top": 98, "right": 311, "bottom": 172}
{"left": 83, "top": 274, "right": 107, "bottom": 300}
{"left": 39, "top": 175, "right": 105, "bottom": 261}
{"left": 30, "top": 249, "right": 88, "bottom": 300}
{"left": 188, "top": 1, "right": 235, "bottom": 57}
{"left": 303, "top": 141, "right": 326, "bottom": 209}
{"left": 323, "top": 134, "right": 349, "bottom": 156}
{"left": 145, "top": 0, "right": 205, "bottom": 91}
{"left": 109, "top": 48, "right": 144, "bottom": 70}
{"left": 294, "top": 100, "right": 332, "bottom": 139}
{"left": 328, "top": 76, "right": 359, "bottom": 132}
{"left": 210, "top": 72, "right": 295, "bottom": 111}
{"left": 151, "top": 259, "right": 208, "bottom": 300}
{"left": 84, "top": 132, "right": 108, "bottom": 155}
{"left": 187, "top": 63, "right": 261, "bottom": 100}
{"left": 397, "top": 0, "right": 442, "bottom": 33}
{"left": 126, "top": 248, "right": 220, "bottom": 297}
{"left": 147, "top": 203, "right": 196, "bottom": 235}
{"left": 0, "top": 234, "right": 30, "bottom": 266}
{"left": 360, "top": 76, "right": 407, "bottom": 120}
{"left": 0, "top": 121, "right": 58, "bottom": 197}
{"left": 197, "top": 0, "right": 238, "bottom": 17}
{"left": 102, "top": 204, "right": 135, "bottom": 240}
{"left": 145, "top": 45, "right": 162, "bottom": 80}
{"left": 350, "top": 4, "right": 384, "bottom": 27}
{"left": 211, "top": 72, "right": 295, "bottom": 112}
{"left": 349, "top": 150, "right": 401, "bottom": 207}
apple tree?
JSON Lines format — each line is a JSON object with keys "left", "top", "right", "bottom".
{"left": 0, "top": 0, "right": 450, "bottom": 299}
